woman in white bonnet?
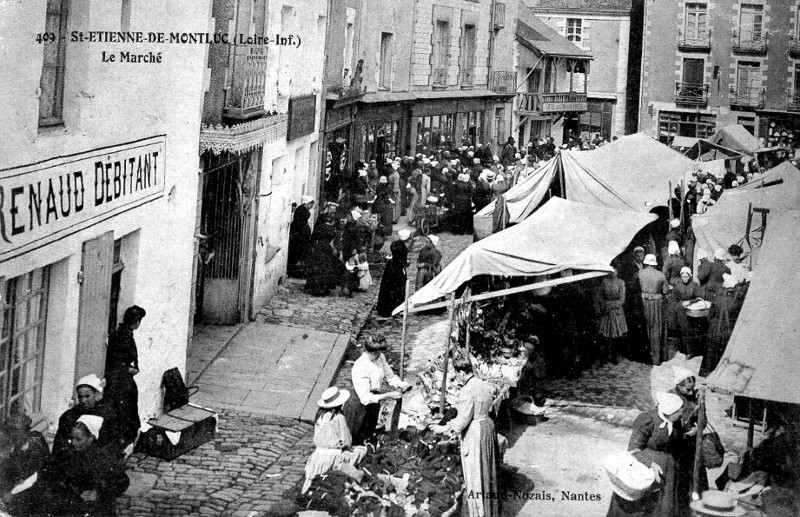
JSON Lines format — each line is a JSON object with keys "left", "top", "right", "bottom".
{"left": 607, "top": 392, "right": 686, "bottom": 517}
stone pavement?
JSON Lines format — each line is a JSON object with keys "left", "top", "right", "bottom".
{"left": 116, "top": 219, "right": 472, "bottom": 517}
{"left": 192, "top": 324, "right": 349, "bottom": 421}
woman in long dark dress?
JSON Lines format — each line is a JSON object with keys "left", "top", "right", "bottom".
{"left": 375, "top": 236, "right": 409, "bottom": 317}
{"left": 372, "top": 176, "right": 395, "bottom": 234}
{"left": 288, "top": 198, "right": 314, "bottom": 278}
{"left": 597, "top": 268, "right": 627, "bottom": 365}
{"left": 305, "top": 228, "right": 342, "bottom": 296}
{"left": 450, "top": 174, "right": 474, "bottom": 235}
{"left": 607, "top": 392, "right": 685, "bottom": 517}
{"left": 105, "top": 305, "right": 145, "bottom": 444}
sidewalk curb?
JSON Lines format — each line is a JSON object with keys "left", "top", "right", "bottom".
{"left": 546, "top": 399, "right": 640, "bottom": 428}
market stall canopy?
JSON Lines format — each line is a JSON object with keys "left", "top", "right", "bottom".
{"left": 691, "top": 173, "right": 800, "bottom": 265}
{"left": 737, "top": 161, "right": 799, "bottom": 190}
{"left": 473, "top": 159, "right": 558, "bottom": 240}
{"left": 561, "top": 133, "right": 694, "bottom": 211}
{"left": 683, "top": 139, "right": 742, "bottom": 162}
{"left": 707, "top": 124, "right": 760, "bottom": 154}
{"left": 671, "top": 136, "right": 700, "bottom": 149}
{"left": 398, "top": 197, "right": 657, "bottom": 313}
{"left": 707, "top": 210, "right": 800, "bottom": 405}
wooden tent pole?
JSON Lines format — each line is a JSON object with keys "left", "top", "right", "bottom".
{"left": 747, "top": 398, "right": 755, "bottom": 450}
{"left": 668, "top": 180, "right": 674, "bottom": 222}
{"left": 693, "top": 387, "right": 707, "bottom": 496}
{"left": 399, "top": 279, "right": 411, "bottom": 379}
{"left": 439, "top": 294, "right": 457, "bottom": 415}
{"left": 390, "top": 279, "right": 412, "bottom": 437}
{"left": 464, "top": 287, "right": 472, "bottom": 359}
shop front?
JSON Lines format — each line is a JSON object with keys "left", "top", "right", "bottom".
{"left": 410, "top": 97, "right": 491, "bottom": 155}
{"left": 321, "top": 101, "right": 356, "bottom": 205}
{"left": 353, "top": 103, "right": 406, "bottom": 164}
{"left": 0, "top": 136, "right": 195, "bottom": 427}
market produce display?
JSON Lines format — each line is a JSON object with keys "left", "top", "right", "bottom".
{"left": 297, "top": 427, "right": 463, "bottom": 517}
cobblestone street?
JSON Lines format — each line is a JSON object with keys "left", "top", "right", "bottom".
{"left": 117, "top": 225, "right": 753, "bottom": 516}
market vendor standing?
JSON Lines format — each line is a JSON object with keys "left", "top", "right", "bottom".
{"left": 343, "top": 335, "right": 411, "bottom": 445}
{"left": 639, "top": 255, "right": 670, "bottom": 365}
{"left": 432, "top": 358, "right": 500, "bottom": 517}
{"left": 596, "top": 266, "right": 627, "bottom": 365}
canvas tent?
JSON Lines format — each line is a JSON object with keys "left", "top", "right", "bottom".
{"left": 473, "top": 133, "right": 694, "bottom": 240}
{"left": 707, "top": 210, "right": 800, "bottom": 405}
{"left": 691, "top": 170, "right": 800, "bottom": 263}
{"left": 559, "top": 133, "right": 694, "bottom": 212}
{"left": 473, "top": 159, "right": 558, "bottom": 239}
{"left": 707, "top": 124, "right": 761, "bottom": 154}
{"left": 400, "top": 197, "right": 657, "bottom": 313}
{"left": 737, "top": 161, "right": 799, "bottom": 190}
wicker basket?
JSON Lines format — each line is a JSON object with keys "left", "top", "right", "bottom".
{"left": 686, "top": 308, "right": 710, "bottom": 318}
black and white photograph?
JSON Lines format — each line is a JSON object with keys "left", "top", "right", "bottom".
{"left": 1, "top": 0, "right": 799, "bottom": 515}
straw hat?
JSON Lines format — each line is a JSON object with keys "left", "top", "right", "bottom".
{"left": 689, "top": 491, "right": 746, "bottom": 516}
{"left": 317, "top": 387, "right": 350, "bottom": 409}
{"left": 603, "top": 453, "right": 656, "bottom": 501}
{"left": 643, "top": 254, "right": 658, "bottom": 266}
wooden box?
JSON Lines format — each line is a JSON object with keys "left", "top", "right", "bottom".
{"left": 136, "top": 404, "right": 217, "bottom": 461}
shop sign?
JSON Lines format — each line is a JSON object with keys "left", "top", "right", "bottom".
{"left": 0, "top": 136, "right": 166, "bottom": 261}
{"left": 287, "top": 95, "right": 317, "bottom": 141}
{"left": 541, "top": 101, "right": 588, "bottom": 113}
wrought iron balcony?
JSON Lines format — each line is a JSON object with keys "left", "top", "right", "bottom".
{"left": 515, "top": 92, "right": 587, "bottom": 114}
{"left": 729, "top": 85, "right": 764, "bottom": 109}
{"left": 224, "top": 46, "right": 269, "bottom": 120}
{"left": 490, "top": 70, "right": 516, "bottom": 94}
{"left": 675, "top": 81, "right": 709, "bottom": 106}
{"left": 732, "top": 30, "right": 767, "bottom": 55}
{"left": 678, "top": 31, "right": 711, "bottom": 51}
{"left": 788, "top": 92, "right": 800, "bottom": 112}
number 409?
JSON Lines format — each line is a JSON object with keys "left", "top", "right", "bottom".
{"left": 36, "top": 32, "right": 57, "bottom": 43}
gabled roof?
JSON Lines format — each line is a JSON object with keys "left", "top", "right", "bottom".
{"left": 526, "top": 0, "right": 632, "bottom": 14}
{"left": 516, "top": 17, "right": 592, "bottom": 60}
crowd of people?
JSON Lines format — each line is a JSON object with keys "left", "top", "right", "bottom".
{"left": 0, "top": 306, "right": 147, "bottom": 516}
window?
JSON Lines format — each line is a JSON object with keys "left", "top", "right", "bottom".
{"left": 685, "top": 3, "right": 707, "bottom": 41}
{"left": 432, "top": 20, "right": 451, "bottom": 85}
{"left": 566, "top": 18, "right": 582, "bottom": 43}
{"left": 379, "top": 33, "right": 393, "bottom": 89}
{"left": 342, "top": 9, "right": 356, "bottom": 87}
{"left": 1, "top": 268, "right": 50, "bottom": 418}
{"left": 493, "top": 107, "right": 505, "bottom": 143}
{"left": 360, "top": 121, "right": 399, "bottom": 162}
{"left": 460, "top": 111, "right": 483, "bottom": 147}
{"left": 39, "top": 0, "right": 69, "bottom": 127}
{"left": 460, "top": 25, "right": 476, "bottom": 85}
{"left": 657, "top": 112, "right": 716, "bottom": 144}
{"left": 739, "top": 4, "right": 763, "bottom": 42}
{"left": 580, "top": 100, "right": 613, "bottom": 138}
{"left": 736, "top": 61, "right": 761, "bottom": 93}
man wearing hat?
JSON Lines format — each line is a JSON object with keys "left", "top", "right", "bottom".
{"left": 639, "top": 254, "right": 670, "bottom": 365}
{"left": 53, "top": 374, "right": 120, "bottom": 458}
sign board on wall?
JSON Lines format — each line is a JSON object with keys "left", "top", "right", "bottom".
{"left": 0, "top": 135, "right": 166, "bottom": 262}
{"left": 287, "top": 95, "right": 317, "bottom": 141}
{"left": 541, "top": 102, "right": 588, "bottom": 113}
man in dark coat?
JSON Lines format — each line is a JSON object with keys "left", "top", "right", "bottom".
{"left": 500, "top": 137, "right": 517, "bottom": 167}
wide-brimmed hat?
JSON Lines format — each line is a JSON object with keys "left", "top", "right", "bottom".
{"left": 317, "top": 387, "right": 350, "bottom": 408}
{"left": 643, "top": 254, "right": 658, "bottom": 266}
{"left": 689, "top": 491, "right": 747, "bottom": 516}
{"left": 603, "top": 453, "right": 656, "bottom": 501}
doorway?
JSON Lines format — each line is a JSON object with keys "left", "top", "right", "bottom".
{"left": 197, "top": 150, "right": 260, "bottom": 325}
